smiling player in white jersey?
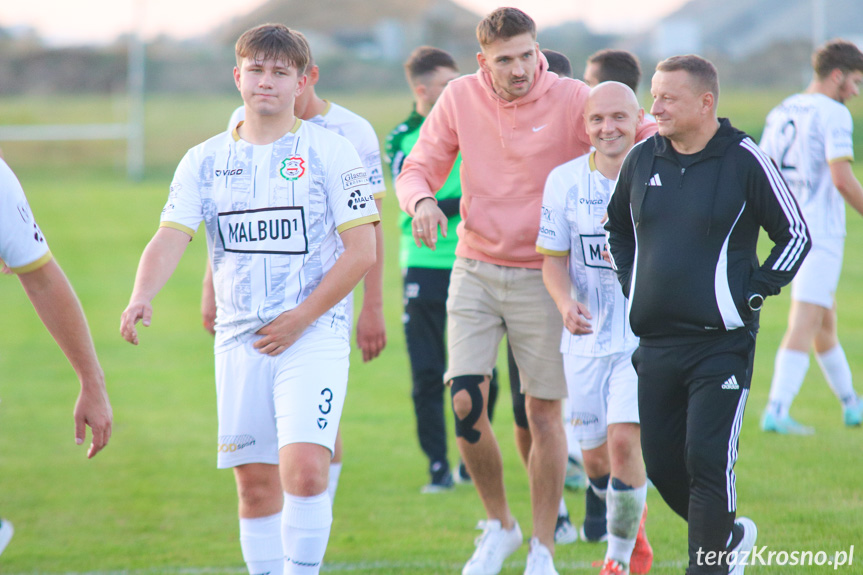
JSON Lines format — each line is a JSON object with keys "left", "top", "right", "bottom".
{"left": 209, "top": 48, "right": 387, "bottom": 573}
{"left": 537, "top": 82, "right": 652, "bottom": 575}
{"left": 224, "top": 54, "right": 387, "bottom": 361}
{"left": 120, "top": 24, "right": 378, "bottom": 575}
{"left": 212, "top": 53, "right": 388, "bottom": 511}
{"left": 760, "top": 39, "right": 863, "bottom": 434}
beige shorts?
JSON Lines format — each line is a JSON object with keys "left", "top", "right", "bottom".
{"left": 445, "top": 257, "right": 566, "bottom": 400}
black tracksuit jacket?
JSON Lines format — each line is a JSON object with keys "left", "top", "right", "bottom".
{"left": 605, "top": 118, "right": 810, "bottom": 344}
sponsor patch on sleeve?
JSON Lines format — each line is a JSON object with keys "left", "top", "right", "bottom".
{"left": 341, "top": 168, "right": 369, "bottom": 190}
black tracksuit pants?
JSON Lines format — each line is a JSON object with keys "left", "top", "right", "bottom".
{"left": 403, "top": 268, "right": 452, "bottom": 471}
{"left": 633, "top": 328, "right": 756, "bottom": 575}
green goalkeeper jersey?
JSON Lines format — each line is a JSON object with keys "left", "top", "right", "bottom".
{"left": 386, "top": 107, "right": 462, "bottom": 270}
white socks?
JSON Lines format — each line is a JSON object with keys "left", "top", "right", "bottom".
{"left": 769, "top": 345, "right": 858, "bottom": 417}
{"left": 328, "top": 462, "right": 342, "bottom": 504}
{"left": 282, "top": 491, "right": 333, "bottom": 574}
{"left": 606, "top": 481, "right": 648, "bottom": 566}
{"left": 239, "top": 490, "right": 334, "bottom": 575}
{"left": 768, "top": 349, "right": 810, "bottom": 417}
{"left": 816, "top": 345, "right": 857, "bottom": 406}
{"left": 240, "top": 512, "right": 284, "bottom": 575}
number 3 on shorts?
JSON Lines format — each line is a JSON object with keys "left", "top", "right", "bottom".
{"left": 319, "top": 388, "right": 333, "bottom": 415}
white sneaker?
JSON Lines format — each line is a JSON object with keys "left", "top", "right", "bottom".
{"left": 0, "top": 519, "right": 13, "bottom": 556}
{"left": 462, "top": 519, "right": 523, "bottom": 575}
{"left": 524, "top": 537, "right": 559, "bottom": 575}
{"left": 728, "top": 517, "right": 758, "bottom": 575}
{"left": 554, "top": 513, "right": 578, "bottom": 545}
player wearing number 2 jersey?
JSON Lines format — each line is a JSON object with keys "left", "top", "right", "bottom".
{"left": 120, "top": 25, "right": 378, "bottom": 575}
{"left": 760, "top": 39, "right": 863, "bottom": 434}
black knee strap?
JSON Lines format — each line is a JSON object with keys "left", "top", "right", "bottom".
{"left": 451, "top": 375, "right": 485, "bottom": 444}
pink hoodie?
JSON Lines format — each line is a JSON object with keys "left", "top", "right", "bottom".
{"left": 396, "top": 54, "right": 655, "bottom": 269}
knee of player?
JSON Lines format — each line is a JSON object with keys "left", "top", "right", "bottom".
{"left": 412, "top": 372, "right": 446, "bottom": 398}
{"left": 607, "top": 424, "right": 641, "bottom": 460}
{"left": 281, "top": 470, "right": 329, "bottom": 498}
{"left": 235, "top": 474, "right": 282, "bottom": 508}
{"left": 525, "top": 399, "right": 563, "bottom": 435}
{"left": 450, "top": 376, "right": 484, "bottom": 419}
{"left": 450, "top": 375, "right": 485, "bottom": 443}
{"left": 684, "top": 442, "right": 727, "bottom": 477}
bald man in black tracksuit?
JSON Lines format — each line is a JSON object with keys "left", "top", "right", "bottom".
{"left": 606, "top": 56, "right": 810, "bottom": 575}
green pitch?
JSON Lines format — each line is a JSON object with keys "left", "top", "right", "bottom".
{"left": 0, "top": 92, "right": 861, "bottom": 574}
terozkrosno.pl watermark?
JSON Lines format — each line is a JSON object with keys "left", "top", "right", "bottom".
{"left": 697, "top": 545, "right": 855, "bottom": 570}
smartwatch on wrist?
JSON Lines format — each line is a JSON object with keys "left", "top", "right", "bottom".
{"left": 747, "top": 293, "right": 764, "bottom": 312}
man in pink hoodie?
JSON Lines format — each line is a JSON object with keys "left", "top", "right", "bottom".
{"left": 396, "top": 8, "right": 655, "bottom": 575}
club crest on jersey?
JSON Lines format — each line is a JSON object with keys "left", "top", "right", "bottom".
{"left": 280, "top": 156, "right": 305, "bottom": 181}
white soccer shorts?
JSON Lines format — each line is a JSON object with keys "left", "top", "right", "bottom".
{"left": 564, "top": 348, "right": 639, "bottom": 450}
{"left": 791, "top": 236, "right": 844, "bottom": 309}
{"left": 215, "top": 327, "right": 349, "bottom": 469}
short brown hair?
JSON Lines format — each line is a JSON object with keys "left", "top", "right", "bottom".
{"left": 405, "top": 46, "right": 458, "bottom": 84}
{"left": 235, "top": 23, "right": 310, "bottom": 73}
{"left": 656, "top": 54, "right": 719, "bottom": 101}
{"left": 542, "top": 49, "right": 572, "bottom": 78}
{"left": 476, "top": 7, "right": 536, "bottom": 47}
{"left": 813, "top": 39, "right": 863, "bottom": 79}
{"left": 587, "top": 49, "right": 642, "bottom": 92}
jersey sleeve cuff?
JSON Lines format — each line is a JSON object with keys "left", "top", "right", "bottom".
{"left": 159, "top": 221, "right": 197, "bottom": 238}
{"left": 9, "top": 251, "right": 53, "bottom": 274}
{"left": 337, "top": 214, "right": 380, "bottom": 234}
{"left": 373, "top": 190, "right": 387, "bottom": 199}
{"left": 536, "top": 246, "right": 569, "bottom": 257}
{"left": 828, "top": 155, "right": 854, "bottom": 164}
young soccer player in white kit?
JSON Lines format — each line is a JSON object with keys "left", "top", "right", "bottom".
{"left": 120, "top": 24, "right": 378, "bottom": 575}
{"left": 212, "top": 52, "right": 388, "bottom": 511}
{"left": 537, "top": 82, "right": 652, "bottom": 575}
{"left": 759, "top": 39, "right": 863, "bottom": 434}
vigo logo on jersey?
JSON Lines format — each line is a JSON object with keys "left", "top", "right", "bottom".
{"left": 215, "top": 168, "right": 243, "bottom": 177}
{"left": 580, "top": 234, "right": 612, "bottom": 269}
{"left": 217, "top": 206, "right": 308, "bottom": 254}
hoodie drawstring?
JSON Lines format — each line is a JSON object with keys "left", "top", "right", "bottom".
{"left": 495, "top": 101, "right": 519, "bottom": 149}
{"left": 496, "top": 102, "right": 505, "bottom": 149}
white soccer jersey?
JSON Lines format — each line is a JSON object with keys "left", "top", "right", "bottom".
{"left": 0, "top": 159, "right": 51, "bottom": 274}
{"left": 760, "top": 93, "right": 854, "bottom": 238}
{"left": 536, "top": 152, "right": 637, "bottom": 357}
{"left": 162, "top": 119, "right": 379, "bottom": 352}
{"left": 228, "top": 101, "right": 386, "bottom": 198}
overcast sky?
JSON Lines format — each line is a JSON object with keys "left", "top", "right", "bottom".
{"left": 0, "top": 0, "right": 690, "bottom": 45}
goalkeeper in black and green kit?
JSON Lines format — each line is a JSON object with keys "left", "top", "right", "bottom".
{"left": 388, "top": 46, "right": 511, "bottom": 493}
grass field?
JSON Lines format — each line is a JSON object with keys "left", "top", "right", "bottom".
{"left": 0, "top": 90, "right": 862, "bottom": 574}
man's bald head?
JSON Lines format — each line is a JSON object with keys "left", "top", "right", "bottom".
{"left": 584, "top": 81, "right": 643, "bottom": 164}
{"left": 586, "top": 81, "right": 640, "bottom": 116}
